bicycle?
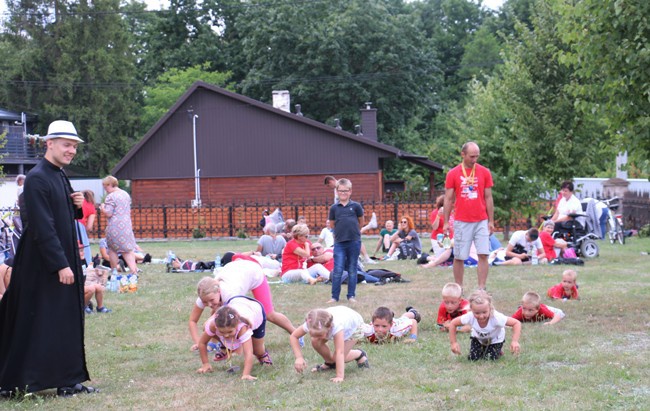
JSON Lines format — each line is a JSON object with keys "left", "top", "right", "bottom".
{"left": 601, "top": 197, "right": 625, "bottom": 245}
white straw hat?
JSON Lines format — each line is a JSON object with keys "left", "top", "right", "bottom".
{"left": 45, "top": 120, "right": 84, "bottom": 143}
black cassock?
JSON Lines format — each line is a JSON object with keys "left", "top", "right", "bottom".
{"left": 0, "top": 158, "right": 89, "bottom": 393}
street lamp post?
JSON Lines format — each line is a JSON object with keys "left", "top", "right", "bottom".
{"left": 192, "top": 113, "right": 201, "bottom": 208}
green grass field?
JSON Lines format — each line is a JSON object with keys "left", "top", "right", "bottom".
{"left": 5, "top": 236, "right": 650, "bottom": 410}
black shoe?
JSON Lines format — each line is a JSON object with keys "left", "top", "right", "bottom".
{"left": 57, "top": 383, "right": 98, "bottom": 397}
{"left": 406, "top": 306, "right": 421, "bottom": 323}
{"left": 143, "top": 253, "right": 152, "bottom": 264}
{"left": 417, "top": 253, "right": 430, "bottom": 265}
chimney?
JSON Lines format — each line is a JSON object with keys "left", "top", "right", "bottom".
{"left": 295, "top": 104, "right": 303, "bottom": 116}
{"left": 334, "top": 118, "right": 342, "bottom": 130}
{"left": 360, "top": 102, "right": 377, "bottom": 140}
{"left": 272, "top": 90, "right": 291, "bottom": 112}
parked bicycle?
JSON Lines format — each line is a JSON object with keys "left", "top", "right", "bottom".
{"left": 601, "top": 197, "right": 625, "bottom": 245}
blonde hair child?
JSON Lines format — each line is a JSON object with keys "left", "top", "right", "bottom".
{"left": 290, "top": 306, "right": 369, "bottom": 383}
{"left": 188, "top": 277, "right": 222, "bottom": 351}
{"left": 437, "top": 282, "right": 471, "bottom": 332}
{"left": 448, "top": 290, "right": 521, "bottom": 361}
{"left": 547, "top": 269, "right": 579, "bottom": 300}
{"left": 512, "top": 292, "right": 565, "bottom": 325}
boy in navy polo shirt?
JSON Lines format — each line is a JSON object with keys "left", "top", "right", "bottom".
{"left": 327, "top": 178, "right": 364, "bottom": 304}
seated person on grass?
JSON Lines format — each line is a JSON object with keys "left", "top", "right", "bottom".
{"left": 372, "top": 220, "right": 397, "bottom": 258}
{"left": 318, "top": 219, "right": 334, "bottom": 248}
{"left": 502, "top": 228, "right": 547, "bottom": 265}
{"left": 83, "top": 266, "right": 112, "bottom": 314}
{"left": 280, "top": 224, "right": 328, "bottom": 284}
{"left": 512, "top": 291, "right": 565, "bottom": 325}
{"left": 539, "top": 220, "right": 568, "bottom": 261}
{"left": 256, "top": 224, "right": 286, "bottom": 261}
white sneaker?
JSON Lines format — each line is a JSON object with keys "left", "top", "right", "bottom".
{"left": 365, "top": 257, "right": 377, "bottom": 264}
{"left": 368, "top": 212, "right": 378, "bottom": 229}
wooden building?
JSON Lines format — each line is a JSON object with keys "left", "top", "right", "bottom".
{"left": 111, "top": 81, "right": 443, "bottom": 205}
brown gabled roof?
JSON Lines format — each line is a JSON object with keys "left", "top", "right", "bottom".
{"left": 112, "top": 81, "right": 442, "bottom": 176}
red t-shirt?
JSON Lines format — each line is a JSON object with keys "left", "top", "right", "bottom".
{"left": 79, "top": 200, "right": 96, "bottom": 227}
{"left": 445, "top": 163, "right": 493, "bottom": 222}
{"left": 539, "top": 231, "right": 557, "bottom": 260}
{"left": 512, "top": 303, "right": 556, "bottom": 322}
{"left": 547, "top": 283, "right": 579, "bottom": 300}
{"left": 430, "top": 209, "right": 443, "bottom": 238}
{"left": 307, "top": 249, "right": 334, "bottom": 271}
{"left": 281, "top": 239, "right": 311, "bottom": 274}
{"left": 436, "top": 299, "right": 470, "bottom": 324}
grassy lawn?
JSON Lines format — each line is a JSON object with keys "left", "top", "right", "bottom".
{"left": 5, "top": 236, "right": 650, "bottom": 410}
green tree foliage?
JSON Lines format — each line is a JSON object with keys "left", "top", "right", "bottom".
{"left": 0, "top": 0, "right": 140, "bottom": 175}
{"left": 142, "top": 64, "right": 233, "bottom": 132}
{"left": 135, "top": 0, "right": 225, "bottom": 83}
{"left": 554, "top": 0, "right": 650, "bottom": 163}
{"left": 438, "top": 1, "right": 608, "bottom": 231}
{"left": 458, "top": 25, "right": 502, "bottom": 82}
{"left": 412, "top": 0, "right": 489, "bottom": 101}
{"left": 224, "top": 0, "right": 442, "bottom": 152}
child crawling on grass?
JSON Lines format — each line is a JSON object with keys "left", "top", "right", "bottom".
{"left": 449, "top": 289, "right": 521, "bottom": 361}
{"left": 547, "top": 269, "right": 579, "bottom": 300}
{"left": 437, "top": 282, "right": 471, "bottom": 333}
{"left": 512, "top": 291, "right": 565, "bottom": 325}
{"left": 197, "top": 299, "right": 272, "bottom": 381}
{"left": 290, "top": 306, "right": 369, "bottom": 383}
{"left": 362, "top": 306, "right": 421, "bottom": 344}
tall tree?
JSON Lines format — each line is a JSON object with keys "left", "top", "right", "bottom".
{"left": 411, "top": 0, "right": 488, "bottom": 102}
{"left": 135, "top": 0, "right": 224, "bottom": 83}
{"left": 223, "top": 0, "right": 442, "bottom": 154}
{"left": 554, "top": 0, "right": 650, "bottom": 163}
{"left": 43, "top": 0, "right": 140, "bottom": 174}
{"left": 437, "top": 0, "right": 607, "bottom": 233}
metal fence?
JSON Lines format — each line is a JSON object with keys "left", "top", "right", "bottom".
{"left": 92, "top": 196, "right": 548, "bottom": 240}
{"left": 4, "top": 193, "right": 648, "bottom": 241}
{"left": 623, "top": 191, "right": 650, "bottom": 231}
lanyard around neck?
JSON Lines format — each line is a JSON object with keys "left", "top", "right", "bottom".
{"left": 461, "top": 163, "right": 476, "bottom": 185}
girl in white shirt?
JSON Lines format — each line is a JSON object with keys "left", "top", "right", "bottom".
{"left": 448, "top": 289, "right": 521, "bottom": 360}
{"left": 290, "top": 306, "right": 369, "bottom": 383}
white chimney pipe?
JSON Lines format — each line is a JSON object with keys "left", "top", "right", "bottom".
{"left": 272, "top": 90, "right": 291, "bottom": 112}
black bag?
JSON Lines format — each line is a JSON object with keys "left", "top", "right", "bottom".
{"left": 398, "top": 241, "right": 418, "bottom": 260}
{"left": 512, "top": 243, "right": 526, "bottom": 255}
{"left": 550, "top": 257, "right": 584, "bottom": 266}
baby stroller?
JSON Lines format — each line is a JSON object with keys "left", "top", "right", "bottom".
{"left": 1, "top": 211, "right": 21, "bottom": 261}
{"left": 545, "top": 210, "right": 600, "bottom": 258}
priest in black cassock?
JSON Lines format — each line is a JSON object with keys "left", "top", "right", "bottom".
{"left": 0, "top": 120, "right": 97, "bottom": 397}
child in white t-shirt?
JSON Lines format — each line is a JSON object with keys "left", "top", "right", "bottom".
{"left": 362, "top": 306, "right": 420, "bottom": 344}
{"left": 290, "top": 306, "right": 369, "bottom": 383}
{"left": 448, "top": 290, "right": 521, "bottom": 361}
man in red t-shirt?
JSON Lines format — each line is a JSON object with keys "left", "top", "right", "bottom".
{"left": 443, "top": 142, "right": 494, "bottom": 290}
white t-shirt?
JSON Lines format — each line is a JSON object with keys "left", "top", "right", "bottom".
{"left": 194, "top": 260, "right": 266, "bottom": 309}
{"left": 508, "top": 230, "right": 543, "bottom": 253}
{"left": 302, "top": 306, "right": 363, "bottom": 341}
{"left": 557, "top": 195, "right": 582, "bottom": 218}
{"left": 460, "top": 310, "right": 509, "bottom": 345}
{"left": 319, "top": 228, "right": 334, "bottom": 248}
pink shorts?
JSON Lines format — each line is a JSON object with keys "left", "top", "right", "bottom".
{"left": 251, "top": 276, "right": 275, "bottom": 314}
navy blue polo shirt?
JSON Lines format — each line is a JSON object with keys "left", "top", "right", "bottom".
{"left": 328, "top": 200, "right": 363, "bottom": 243}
